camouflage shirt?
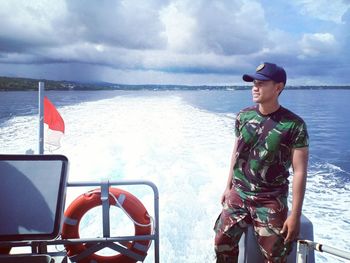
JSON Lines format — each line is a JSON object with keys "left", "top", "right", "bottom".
{"left": 233, "top": 105, "right": 309, "bottom": 198}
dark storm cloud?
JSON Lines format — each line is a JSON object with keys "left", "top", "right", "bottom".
{"left": 0, "top": 0, "right": 168, "bottom": 63}
{"left": 64, "top": 0, "right": 168, "bottom": 50}
{"left": 0, "top": 0, "right": 349, "bottom": 84}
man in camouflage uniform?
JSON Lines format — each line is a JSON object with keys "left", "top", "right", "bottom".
{"left": 214, "top": 62, "right": 309, "bottom": 263}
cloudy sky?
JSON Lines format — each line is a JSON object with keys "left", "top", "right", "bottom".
{"left": 0, "top": 0, "right": 349, "bottom": 85}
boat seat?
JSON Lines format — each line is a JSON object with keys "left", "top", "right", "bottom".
{"left": 0, "top": 154, "right": 69, "bottom": 263}
{"left": 238, "top": 213, "right": 315, "bottom": 263}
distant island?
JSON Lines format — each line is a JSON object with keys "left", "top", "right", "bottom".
{"left": 0, "top": 76, "right": 349, "bottom": 91}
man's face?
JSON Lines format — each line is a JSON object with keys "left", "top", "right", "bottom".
{"left": 251, "top": 79, "right": 281, "bottom": 104}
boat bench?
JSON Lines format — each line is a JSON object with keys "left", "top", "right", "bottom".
{"left": 238, "top": 213, "right": 315, "bottom": 263}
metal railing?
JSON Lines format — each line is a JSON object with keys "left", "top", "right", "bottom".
{"left": 297, "top": 240, "right": 350, "bottom": 262}
{"left": 0, "top": 179, "right": 160, "bottom": 263}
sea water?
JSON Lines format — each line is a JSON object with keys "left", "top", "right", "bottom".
{"left": 0, "top": 89, "right": 349, "bottom": 262}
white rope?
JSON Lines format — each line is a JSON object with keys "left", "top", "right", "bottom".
{"left": 105, "top": 190, "right": 155, "bottom": 252}
{"left": 88, "top": 190, "right": 154, "bottom": 230}
{"left": 109, "top": 191, "right": 154, "bottom": 229}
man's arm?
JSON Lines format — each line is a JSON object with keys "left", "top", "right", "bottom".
{"left": 281, "top": 146, "right": 309, "bottom": 243}
{"left": 221, "top": 138, "right": 238, "bottom": 204}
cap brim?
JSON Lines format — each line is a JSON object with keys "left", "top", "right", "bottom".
{"left": 242, "top": 73, "right": 271, "bottom": 82}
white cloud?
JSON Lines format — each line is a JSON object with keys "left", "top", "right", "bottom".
{"left": 299, "top": 33, "right": 338, "bottom": 58}
{"left": 160, "top": 2, "right": 197, "bottom": 52}
{"left": 0, "top": 0, "right": 68, "bottom": 50}
{"left": 196, "top": 1, "right": 267, "bottom": 55}
{"left": 159, "top": 0, "right": 268, "bottom": 55}
{"left": 294, "top": 0, "right": 350, "bottom": 23}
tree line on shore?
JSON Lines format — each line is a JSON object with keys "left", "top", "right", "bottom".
{"left": 0, "top": 76, "right": 349, "bottom": 91}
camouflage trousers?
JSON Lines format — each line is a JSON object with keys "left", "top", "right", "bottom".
{"left": 214, "top": 188, "right": 291, "bottom": 263}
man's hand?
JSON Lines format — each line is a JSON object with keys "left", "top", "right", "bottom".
{"left": 220, "top": 187, "right": 231, "bottom": 205}
{"left": 280, "top": 214, "right": 301, "bottom": 243}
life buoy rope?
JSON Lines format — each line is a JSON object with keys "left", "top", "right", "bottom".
{"left": 61, "top": 187, "right": 153, "bottom": 263}
{"left": 95, "top": 189, "right": 154, "bottom": 229}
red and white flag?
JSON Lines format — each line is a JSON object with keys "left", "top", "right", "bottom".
{"left": 44, "top": 96, "right": 65, "bottom": 149}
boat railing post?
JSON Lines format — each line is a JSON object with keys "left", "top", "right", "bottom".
{"left": 296, "top": 240, "right": 309, "bottom": 263}
{"left": 151, "top": 181, "right": 160, "bottom": 263}
{"left": 38, "top": 82, "right": 44, "bottom": 154}
{"left": 101, "top": 179, "right": 110, "bottom": 238}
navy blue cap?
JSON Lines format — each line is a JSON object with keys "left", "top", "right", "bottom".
{"left": 243, "top": 62, "right": 287, "bottom": 85}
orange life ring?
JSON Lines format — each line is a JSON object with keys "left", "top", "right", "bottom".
{"left": 62, "top": 187, "right": 152, "bottom": 263}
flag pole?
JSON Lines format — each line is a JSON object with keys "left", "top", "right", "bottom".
{"left": 38, "top": 82, "right": 45, "bottom": 154}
